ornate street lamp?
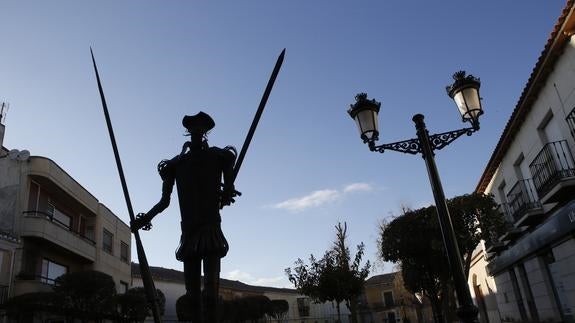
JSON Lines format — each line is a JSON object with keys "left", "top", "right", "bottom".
{"left": 348, "top": 71, "right": 482, "bottom": 323}
{"left": 447, "top": 71, "right": 483, "bottom": 130}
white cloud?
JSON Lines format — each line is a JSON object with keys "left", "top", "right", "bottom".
{"left": 273, "top": 189, "right": 340, "bottom": 212}
{"left": 224, "top": 269, "right": 255, "bottom": 282}
{"left": 343, "top": 182, "right": 373, "bottom": 193}
{"left": 273, "top": 182, "right": 374, "bottom": 212}
{"left": 223, "top": 270, "right": 292, "bottom": 289}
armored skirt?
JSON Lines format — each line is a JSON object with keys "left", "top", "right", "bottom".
{"left": 175, "top": 224, "right": 229, "bottom": 261}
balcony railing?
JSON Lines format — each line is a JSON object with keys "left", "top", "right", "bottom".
{"left": 0, "top": 284, "right": 8, "bottom": 305}
{"left": 529, "top": 140, "right": 575, "bottom": 199}
{"left": 22, "top": 210, "right": 96, "bottom": 245}
{"left": 506, "top": 179, "right": 542, "bottom": 222}
{"left": 566, "top": 107, "right": 575, "bottom": 139}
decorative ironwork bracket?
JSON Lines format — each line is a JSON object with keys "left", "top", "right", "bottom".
{"left": 369, "top": 126, "right": 476, "bottom": 155}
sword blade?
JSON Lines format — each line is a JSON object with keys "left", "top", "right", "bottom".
{"left": 233, "top": 49, "right": 285, "bottom": 181}
{"left": 90, "top": 48, "right": 163, "bottom": 323}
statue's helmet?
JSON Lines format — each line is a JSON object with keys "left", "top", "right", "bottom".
{"left": 182, "top": 111, "right": 215, "bottom": 134}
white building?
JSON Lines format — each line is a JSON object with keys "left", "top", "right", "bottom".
{"left": 472, "top": 2, "right": 575, "bottom": 322}
{"left": 132, "top": 263, "right": 351, "bottom": 323}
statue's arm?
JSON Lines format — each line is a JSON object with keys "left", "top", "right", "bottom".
{"left": 220, "top": 148, "right": 237, "bottom": 208}
{"left": 146, "top": 177, "right": 174, "bottom": 218}
{"left": 131, "top": 159, "right": 176, "bottom": 232}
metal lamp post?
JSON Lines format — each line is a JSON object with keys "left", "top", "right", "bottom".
{"left": 348, "top": 71, "right": 482, "bottom": 323}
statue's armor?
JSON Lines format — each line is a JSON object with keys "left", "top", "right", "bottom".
{"left": 158, "top": 145, "right": 235, "bottom": 261}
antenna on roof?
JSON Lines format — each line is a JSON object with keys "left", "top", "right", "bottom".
{"left": 0, "top": 102, "right": 8, "bottom": 124}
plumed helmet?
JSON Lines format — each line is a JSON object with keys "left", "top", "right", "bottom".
{"left": 182, "top": 111, "right": 215, "bottom": 134}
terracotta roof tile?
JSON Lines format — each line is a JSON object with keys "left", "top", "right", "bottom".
{"left": 365, "top": 272, "right": 397, "bottom": 286}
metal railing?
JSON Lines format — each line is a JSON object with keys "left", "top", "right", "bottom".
{"left": 529, "top": 140, "right": 575, "bottom": 198}
{"left": 22, "top": 210, "right": 96, "bottom": 245}
{"left": 0, "top": 284, "right": 8, "bottom": 305}
{"left": 566, "top": 106, "right": 575, "bottom": 139}
{"left": 15, "top": 274, "right": 58, "bottom": 285}
{"left": 497, "top": 203, "right": 511, "bottom": 221}
{"left": 506, "top": 179, "right": 542, "bottom": 222}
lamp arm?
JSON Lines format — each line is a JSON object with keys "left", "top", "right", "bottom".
{"left": 369, "top": 126, "right": 477, "bottom": 155}
{"left": 370, "top": 138, "right": 421, "bottom": 155}
{"left": 428, "top": 126, "right": 476, "bottom": 151}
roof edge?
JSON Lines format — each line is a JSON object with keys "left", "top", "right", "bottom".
{"left": 476, "top": 1, "right": 575, "bottom": 193}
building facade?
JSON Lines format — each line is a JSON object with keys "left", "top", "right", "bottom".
{"left": 132, "top": 263, "right": 351, "bottom": 323}
{"left": 0, "top": 119, "right": 132, "bottom": 312}
{"left": 472, "top": 2, "right": 575, "bottom": 322}
{"left": 358, "top": 272, "right": 431, "bottom": 323}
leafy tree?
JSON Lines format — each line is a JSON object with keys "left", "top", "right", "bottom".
{"left": 116, "top": 287, "right": 165, "bottom": 322}
{"left": 115, "top": 292, "right": 148, "bottom": 322}
{"left": 4, "top": 270, "right": 167, "bottom": 322}
{"left": 239, "top": 295, "right": 272, "bottom": 322}
{"left": 53, "top": 270, "right": 117, "bottom": 322}
{"left": 176, "top": 294, "right": 195, "bottom": 322}
{"left": 286, "top": 222, "right": 370, "bottom": 323}
{"left": 379, "top": 193, "right": 504, "bottom": 323}
{"left": 267, "top": 299, "right": 289, "bottom": 321}
{"left": 3, "top": 292, "right": 59, "bottom": 322}
{"left": 178, "top": 294, "right": 272, "bottom": 323}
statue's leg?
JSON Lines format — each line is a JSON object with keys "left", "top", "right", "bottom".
{"left": 184, "top": 257, "right": 203, "bottom": 323}
{"left": 203, "top": 255, "right": 221, "bottom": 323}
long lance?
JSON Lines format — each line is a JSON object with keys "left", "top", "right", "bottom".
{"left": 90, "top": 48, "right": 163, "bottom": 323}
{"left": 233, "top": 49, "right": 285, "bottom": 181}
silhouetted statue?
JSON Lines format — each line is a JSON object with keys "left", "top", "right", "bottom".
{"left": 132, "top": 111, "right": 237, "bottom": 323}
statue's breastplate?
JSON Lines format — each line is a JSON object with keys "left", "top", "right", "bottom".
{"left": 174, "top": 149, "right": 223, "bottom": 227}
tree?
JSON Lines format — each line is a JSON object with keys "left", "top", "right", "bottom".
{"left": 267, "top": 299, "right": 289, "bottom": 321}
{"left": 3, "top": 292, "right": 59, "bottom": 322}
{"left": 53, "top": 270, "right": 117, "bottom": 322}
{"left": 379, "top": 193, "right": 505, "bottom": 323}
{"left": 4, "top": 270, "right": 164, "bottom": 322}
{"left": 116, "top": 287, "right": 166, "bottom": 322}
{"left": 286, "top": 222, "right": 370, "bottom": 323}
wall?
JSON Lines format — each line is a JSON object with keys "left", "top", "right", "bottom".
{"left": 468, "top": 243, "right": 502, "bottom": 323}
{"left": 482, "top": 34, "right": 575, "bottom": 323}
{"left": 92, "top": 203, "right": 131, "bottom": 291}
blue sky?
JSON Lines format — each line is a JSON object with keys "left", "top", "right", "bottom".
{"left": 0, "top": 1, "right": 566, "bottom": 287}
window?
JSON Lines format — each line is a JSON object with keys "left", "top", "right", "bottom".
{"left": 47, "top": 202, "right": 71, "bottom": 229}
{"left": 120, "top": 281, "right": 129, "bottom": 293}
{"left": 85, "top": 225, "right": 95, "bottom": 242}
{"left": 383, "top": 291, "right": 394, "bottom": 307}
{"left": 120, "top": 241, "right": 129, "bottom": 262}
{"left": 41, "top": 259, "right": 67, "bottom": 285}
{"left": 297, "top": 297, "right": 310, "bottom": 317}
{"left": 103, "top": 229, "right": 113, "bottom": 253}
{"left": 28, "top": 181, "right": 40, "bottom": 210}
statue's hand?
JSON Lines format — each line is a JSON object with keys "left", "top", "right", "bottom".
{"left": 220, "top": 185, "right": 240, "bottom": 209}
{"left": 131, "top": 213, "right": 152, "bottom": 232}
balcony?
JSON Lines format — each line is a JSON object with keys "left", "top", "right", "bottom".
{"left": 494, "top": 204, "right": 527, "bottom": 245}
{"left": 486, "top": 241, "right": 507, "bottom": 254}
{"left": 529, "top": 140, "right": 575, "bottom": 204}
{"left": 567, "top": 107, "right": 575, "bottom": 139}
{"left": 506, "top": 179, "right": 544, "bottom": 227}
{"left": 0, "top": 284, "right": 7, "bottom": 305}
{"left": 12, "top": 275, "right": 54, "bottom": 296}
{"left": 20, "top": 211, "right": 96, "bottom": 262}
{"left": 499, "top": 227, "right": 525, "bottom": 243}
